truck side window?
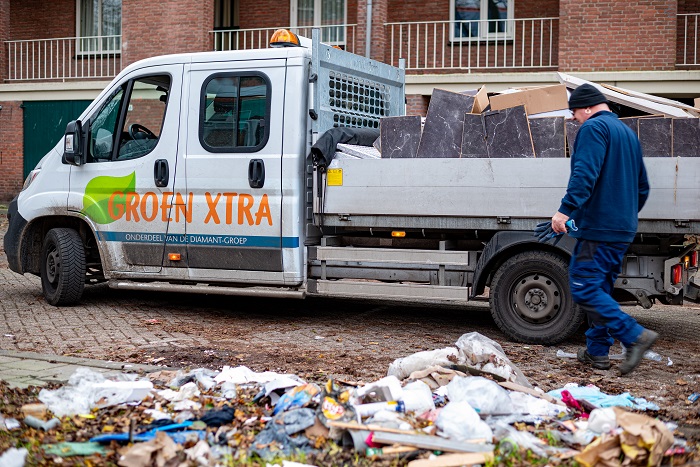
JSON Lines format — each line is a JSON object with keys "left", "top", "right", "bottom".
{"left": 200, "top": 73, "right": 270, "bottom": 153}
{"left": 88, "top": 87, "right": 125, "bottom": 162}
{"left": 116, "top": 75, "right": 171, "bottom": 161}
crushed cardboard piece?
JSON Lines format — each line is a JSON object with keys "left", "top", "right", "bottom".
{"left": 489, "top": 84, "right": 568, "bottom": 115}
{"left": 407, "top": 365, "right": 467, "bottom": 389}
{"left": 117, "top": 431, "right": 179, "bottom": 467}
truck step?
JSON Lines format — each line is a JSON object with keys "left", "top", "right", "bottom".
{"left": 308, "top": 279, "right": 469, "bottom": 304}
{"left": 108, "top": 280, "right": 305, "bottom": 299}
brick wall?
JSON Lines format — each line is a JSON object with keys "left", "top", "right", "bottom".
{"left": 0, "top": 102, "right": 24, "bottom": 201}
{"left": 559, "top": 0, "right": 677, "bottom": 72}
{"left": 0, "top": 0, "right": 9, "bottom": 82}
{"left": 239, "top": 0, "right": 289, "bottom": 28}
{"left": 122, "top": 0, "right": 214, "bottom": 66}
{"left": 9, "top": 0, "right": 75, "bottom": 40}
{"left": 406, "top": 94, "right": 429, "bottom": 116}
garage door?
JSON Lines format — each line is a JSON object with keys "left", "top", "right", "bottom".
{"left": 23, "top": 100, "right": 91, "bottom": 177}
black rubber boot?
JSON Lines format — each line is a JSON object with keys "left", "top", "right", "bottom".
{"left": 577, "top": 348, "right": 611, "bottom": 370}
{"left": 620, "top": 330, "right": 659, "bottom": 375}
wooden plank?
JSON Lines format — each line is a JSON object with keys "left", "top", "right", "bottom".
{"left": 558, "top": 72, "right": 691, "bottom": 118}
{"left": 407, "top": 452, "right": 493, "bottom": 467}
{"left": 370, "top": 432, "right": 494, "bottom": 453}
{"left": 328, "top": 421, "right": 420, "bottom": 436}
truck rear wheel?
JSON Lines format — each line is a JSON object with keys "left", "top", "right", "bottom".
{"left": 40, "top": 228, "right": 86, "bottom": 306}
{"left": 489, "top": 251, "right": 583, "bottom": 345}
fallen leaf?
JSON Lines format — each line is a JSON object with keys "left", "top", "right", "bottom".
{"left": 676, "top": 379, "right": 689, "bottom": 386}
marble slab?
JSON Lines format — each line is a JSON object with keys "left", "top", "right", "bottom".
{"left": 638, "top": 117, "right": 672, "bottom": 157}
{"left": 461, "top": 113, "right": 488, "bottom": 158}
{"left": 416, "top": 89, "right": 475, "bottom": 158}
{"left": 673, "top": 118, "right": 700, "bottom": 157}
{"left": 620, "top": 117, "right": 639, "bottom": 136}
{"left": 483, "top": 105, "right": 535, "bottom": 158}
{"left": 565, "top": 120, "right": 581, "bottom": 156}
{"left": 529, "top": 117, "right": 566, "bottom": 158}
{"left": 380, "top": 116, "right": 422, "bottom": 158}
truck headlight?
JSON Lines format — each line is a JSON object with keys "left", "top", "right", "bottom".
{"left": 22, "top": 169, "right": 40, "bottom": 191}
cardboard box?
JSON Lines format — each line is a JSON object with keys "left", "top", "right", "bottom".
{"left": 460, "top": 85, "right": 489, "bottom": 113}
{"left": 489, "top": 84, "right": 568, "bottom": 115}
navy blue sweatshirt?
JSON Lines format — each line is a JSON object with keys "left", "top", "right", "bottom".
{"left": 558, "top": 111, "right": 649, "bottom": 243}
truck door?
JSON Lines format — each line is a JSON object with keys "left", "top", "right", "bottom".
{"left": 184, "top": 61, "right": 286, "bottom": 284}
{"left": 67, "top": 64, "right": 183, "bottom": 273}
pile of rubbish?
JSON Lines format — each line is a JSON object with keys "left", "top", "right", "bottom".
{"left": 0, "top": 333, "right": 696, "bottom": 467}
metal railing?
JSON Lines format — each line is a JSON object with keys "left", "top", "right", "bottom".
{"left": 211, "top": 24, "right": 357, "bottom": 54}
{"left": 678, "top": 13, "right": 700, "bottom": 66}
{"left": 6, "top": 35, "right": 121, "bottom": 81}
{"left": 385, "top": 18, "right": 558, "bottom": 71}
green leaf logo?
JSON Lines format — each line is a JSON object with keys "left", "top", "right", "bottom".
{"left": 82, "top": 172, "right": 136, "bottom": 224}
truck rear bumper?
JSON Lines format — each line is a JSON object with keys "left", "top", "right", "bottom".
{"left": 4, "top": 197, "right": 27, "bottom": 274}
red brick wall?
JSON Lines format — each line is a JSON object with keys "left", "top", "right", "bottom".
{"left": 559, "top": 0, "right": 677, "bottom": 72}
{"left": 0, "top": 101, "right": 24, "bottom": 201}
{"left": 239, "top": 0, "right": 289, "bottom": 28}
{"left": 406, "top": 94, "right": 429, "bottom": 116}
{"left": 122, "top": 0, "right": 214, "bottom": 66}
{"left": 9, "top": 0, "right": 75, "bottom": 40}
{"left": 0, "top": 0, "right": 9, "bottom": 82}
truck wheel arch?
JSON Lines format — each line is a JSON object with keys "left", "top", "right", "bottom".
{"left": 20, "top": 215, "right": 100, "bottom": 276}
{"left": 471, "top": 231, "right": 575, "bottom": 298}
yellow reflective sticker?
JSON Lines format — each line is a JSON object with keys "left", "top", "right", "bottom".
{"left": 327, "top": 168, "right": 343, "bottom": 186}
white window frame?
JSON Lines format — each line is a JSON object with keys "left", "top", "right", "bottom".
{"left": 290, "top": 0, "right": 348, "bottom": 46}
{"left": 75, "top": 0, "right": 122, "bottom": 55}
{"left": 449, "top": 0, "right": 514, "bottom": 42}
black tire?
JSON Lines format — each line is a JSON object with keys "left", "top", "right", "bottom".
{"left": 489, "top": 250, "right": 584, "bottom": 345}
{"left": 40, "top": 228, "right": 86, "bottom": 306}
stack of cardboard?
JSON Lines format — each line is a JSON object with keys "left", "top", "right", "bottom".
{"left": 377, "top": 75, "right": 700, "bottom": 159}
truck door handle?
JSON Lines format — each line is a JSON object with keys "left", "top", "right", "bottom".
{"left": 248, "top": 159, "right": 265, "bottom": 189}
{"left": 154, "top": 159, "right": 169, "bottom": 187}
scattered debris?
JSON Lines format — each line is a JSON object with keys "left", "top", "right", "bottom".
{"left": 0, "top": 333, "right": 697, "bottom": 466}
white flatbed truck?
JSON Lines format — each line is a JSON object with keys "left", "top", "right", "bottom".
{"left": 4, "top": 30, "right": 699, "bottom": 345}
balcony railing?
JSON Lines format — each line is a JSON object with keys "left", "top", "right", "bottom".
{"left": 6, "top": 35, "right": 122, "bottom": 81}
{"left": 385, "top": 18, "right": 558, "bottom": 71}
{"left": 678, "top": 13, "right": 700, "bottom": 66}
{"left": 211, "top": 25, "right": 357, "bottom": 54}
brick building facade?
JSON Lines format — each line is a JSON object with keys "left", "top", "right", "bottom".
{"left": 1, "top": 0, "right": 700, "bottom": 200}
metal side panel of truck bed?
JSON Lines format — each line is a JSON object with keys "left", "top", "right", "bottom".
{"left": 317, "top": 157, "right": 700, "bottom": 233}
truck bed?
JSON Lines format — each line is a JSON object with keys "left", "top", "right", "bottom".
{"left": 317, "top": 157, "right": 700, "bottom": 234}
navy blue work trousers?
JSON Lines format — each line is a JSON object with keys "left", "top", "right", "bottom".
{"left": 569, "top": 239, "right": 644, "bottom": 357}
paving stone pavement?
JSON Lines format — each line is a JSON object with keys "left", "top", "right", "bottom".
{"left": 0, "top": 349, "right": 171, "bottom": 389}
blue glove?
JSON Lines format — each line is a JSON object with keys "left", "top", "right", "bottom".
{"left": 533, "top": 219, "right": 577, "bottom": 245}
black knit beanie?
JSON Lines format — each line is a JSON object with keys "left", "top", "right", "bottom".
{"left": 568, "top": 83, "right": 608, "bottom": 109}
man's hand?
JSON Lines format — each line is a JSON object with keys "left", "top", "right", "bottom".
{"left": 551, "top": 212, "right": 570, "bottom": 234}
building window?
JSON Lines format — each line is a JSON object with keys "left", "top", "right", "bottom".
{"left": 451, "top": 0, "right": 512, "bottom": 41}
{"left": 77, "top": 0, "right": 122, "bottom": 53}
{"left": 291, "top": 0, "right": 346, "bottom": 45}
{"left": 200, "top": 73, "right": 270, "bottom": 153}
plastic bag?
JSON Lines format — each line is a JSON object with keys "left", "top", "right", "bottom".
{"left": 455, "top": 332, "right": 531, "bottom": 388}
{"left": 446, "top": 376, "right": 514, "bottom": 414}
{"left": 436, "top": 401, "right": 493, "bottom": 441}
{"left": 39, "top": 368, "right": 152, "bottom": 417}
{"left": 387, "top": 347, "right": 460, "bottom": 380}
{"left": 401, "top": 380, "right": 435, "bottom": 413}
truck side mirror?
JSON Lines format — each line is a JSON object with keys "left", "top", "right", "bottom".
{"left": 63, "top": 120, "right": 85, "bottom": 166}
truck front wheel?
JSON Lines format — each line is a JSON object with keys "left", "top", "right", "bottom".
{"left": 489, "top": 251, "right": 583, "bottom": 345}
{"left": 40, "top": 228, "right": 86, "bottom": 306}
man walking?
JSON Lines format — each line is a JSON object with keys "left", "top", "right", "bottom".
{"left": 552, "top": 83, "right": 656, "bottom": 375}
